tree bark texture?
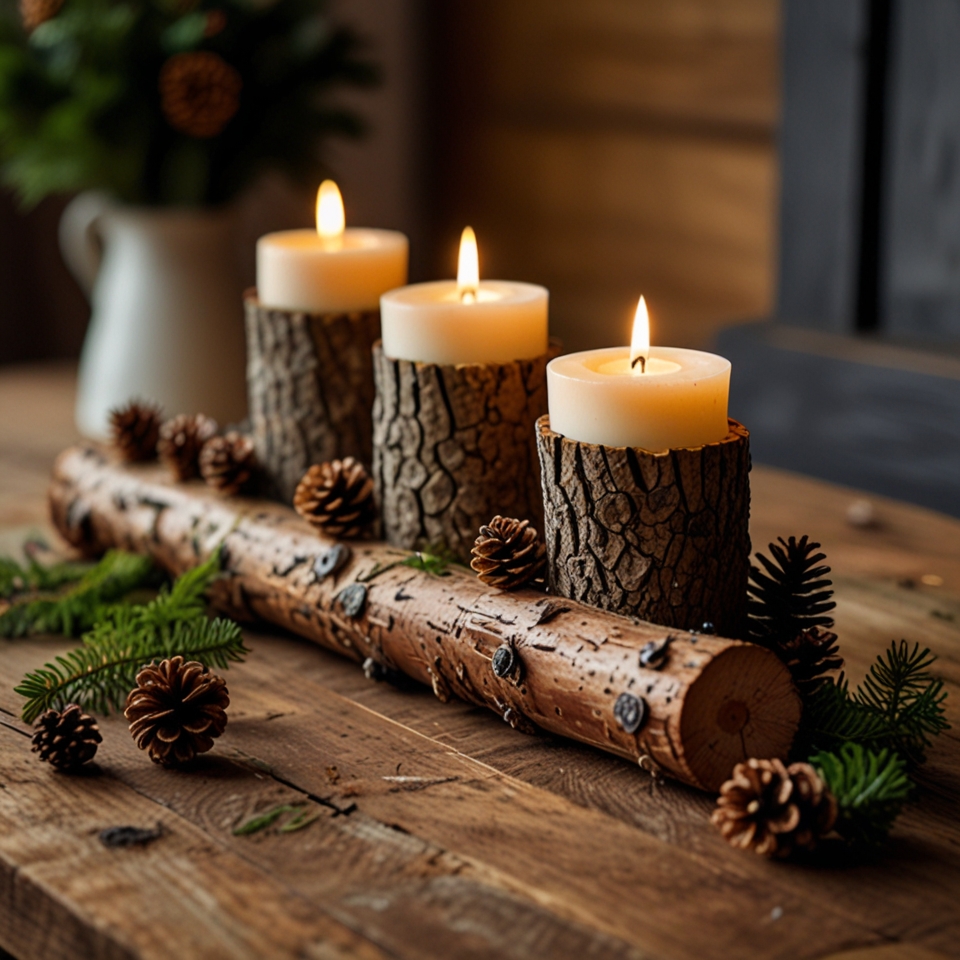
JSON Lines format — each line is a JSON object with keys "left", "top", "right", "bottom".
{"left": 372, "top": 343, "right": 557, "bottom": 564}
{"left": 536, "top": 416, "right": 752, "bottom": 638}
{"left": 244, "top": 292, "right": 381, "bottom": 503}
{"left": 49, "top": 445, "right": 800, "bottom": 792}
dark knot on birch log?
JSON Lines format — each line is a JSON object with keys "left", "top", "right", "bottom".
{"left": 535, "top": 415, "right": 752, "bottom": 637}
{"left": 244, "top": 292, "right": 381, "bottom": 503}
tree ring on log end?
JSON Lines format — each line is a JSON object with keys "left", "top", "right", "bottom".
{"left": 680, "top": 644, "right": 801, "bottom": 791}
{"left": 614, "top": 692, "right": 647, "bottom": 734}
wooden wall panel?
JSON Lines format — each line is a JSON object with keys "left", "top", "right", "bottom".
{"left": 426, "top": 0, "right": 781, "bottom": 350}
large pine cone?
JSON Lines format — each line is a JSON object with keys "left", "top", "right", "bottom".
{"left": 110, "top": 400, "right": 162, "bottom": 462}
{"left": 199, "top": 432, "right": 256, "bottom": 496}
{"left": 712, "top": 757, "right": 837, "bottom": 858}
{"left": 470, "top": 516, "right": 545, "bottom": 590}
{"left": 159, "top": 413, "right": 218, "bottom": 482}
{"left": 159, "top": 51, "right": 242, "bottom": 138}
{"left": 293, "top": 458, "right": 377, "bottom": 539}
{"left": 774, "top": 626, "right": 843, "bottom": 697}
{"left": 124, "top": 657, "right": 229, "bottom": 767}
{"left": 31, "top": 703, "right": 102, "bottom": 771}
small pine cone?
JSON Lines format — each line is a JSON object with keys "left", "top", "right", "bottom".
{"left": 159, "top": 413, "right": 218, "bottom": 482}
{"left": 470, "top": 516, "right": 545, "bottom": 590}
{"left": 31, "top": 704, "right": 102, "bottom": 771}
{"left": 159, "top": 51, "right": 242, "bottom": 139}
{"left": 20, "top": 0, "right": 63, "bottom": 29}
{"left": 775, "top": 626, "right": 843, "bottom": 697}
{"left": 712, "top": 757, "right": 838, "bottom": 858}
{"left": 124, "top": 657, "right": 229, "bottom": 767}
{"left": 293, "top": 458, "right": 376, "bottom": 539}
{"left": 199, "top": 432, "right": 256, "bottom": 496}
{"left": 110, "top": 400, "right": 162, "bottom": 462}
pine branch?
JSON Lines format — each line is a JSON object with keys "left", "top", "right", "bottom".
{"left": 0, "top": 550, "right": 156, "bottom": 638}
{"left": 813, "top": 743, "right": 912, "bottom": 847}
{"left": 16, "top": 616, "right": 247, "bottom": 723}
{"left": 747, "top": 536, "right": 836, "bottom": 646}
{"left": 802, "top": 642, "right": 949, "bottom": 764}
{"left": 0, "top": 551, "right": 92, "bottom": 599}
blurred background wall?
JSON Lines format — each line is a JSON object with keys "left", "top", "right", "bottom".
{"left": 0, "top": 0, "right": 780, "bottom": 363}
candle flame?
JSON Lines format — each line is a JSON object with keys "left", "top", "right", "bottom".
{"left": 316, "top": 180, "right": 345, "bottom": 239}
{"left": 630, "top": 295, "right": 650, "bottom": 375}
{"left": 457, "top": 226, "right": 479, "bottom": 303}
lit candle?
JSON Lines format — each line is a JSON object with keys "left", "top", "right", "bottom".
{"left": 256, "top": 180, "right": 408, "bottom": 313}
{"left": 379, "top": 227, "right": 548, "bottom": 364}
{"left": 547, "top": 297, "right": 730, "bottom": 450}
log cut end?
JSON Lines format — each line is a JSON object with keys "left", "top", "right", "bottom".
{"left": 679, "top": 643, "right": 802, "bottom": 791}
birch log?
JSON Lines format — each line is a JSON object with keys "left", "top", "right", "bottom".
{"left": 371, "top": 343, "right": 557, "bottom": 564}
{"left": 49, "top": 445, "right": 800, "bottom": 792}
{"left": 244, "top": 292, "right": 381, "bottom": 502}
{"left": 536, "top": 416, "right": 752, "bottom": 638}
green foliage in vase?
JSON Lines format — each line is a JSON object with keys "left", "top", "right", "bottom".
{"left": 0, "top": 0, "right": 378, "bottom": 207}
{"left": 813, "top": 743, "right": 913, "bottom": 848}
{"left": 0, "top": 548, "right": 156, "bottom": 637}
{"left": 15, "top": 547, "right": 247, "bottom": 721}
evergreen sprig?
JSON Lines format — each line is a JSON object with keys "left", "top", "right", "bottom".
{"left": 803, "top": 641, "right": 949, "bottom": 765}
{"left": 0, "top": 549, "right": 156, "bottom": 638}
{"left": 0, "top": 550, "right": 92, "bottom": 598}
{"left": 747, "top": 536, "right": 836, "bottom": 646}
{"left": 14, "top": 547, "right": 246, "bottom": 722}
{"left": 16, "top": 615, "right": 247, "bottom": 722}
{"left": 813, "top": 743, "right": 912, "bottom": 847}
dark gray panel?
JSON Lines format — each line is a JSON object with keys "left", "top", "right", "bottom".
{"left": 777, "top": 0, "right": 869, "bottom": 332}
{"left": 717, "top": 322, "right": 960, "bottom": 517}
{"left": 883, "top": 0, "right": 960, "bottom": 341}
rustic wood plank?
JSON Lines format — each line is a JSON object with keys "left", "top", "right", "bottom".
{"left": 0, "top": 724, "right": 391, "bottom": 960}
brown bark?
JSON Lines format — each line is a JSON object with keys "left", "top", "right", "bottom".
{"left": 49, "top": 445, "right": 800, "bottom": 792}
{"left": 244, "top": 292, "right": 381, "bottom": 502}
{"left": 371, "top": 342, "right": 557, "bottom": 564}
{"left": 536, "top": 416, "right": 752, "bottom": 638}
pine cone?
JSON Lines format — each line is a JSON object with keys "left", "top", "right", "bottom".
{"left": 774, "top": 626, "right": 843, "bottom": 697}
{"left": 747, "top": 535, "right": 836, "bottom": 646}
{"left": 470, "top": 516, "right": 545, "bottom": 590}
{"left": 124, "top": 657, "right": 229, "bottom": 767}
{"left": 199, "top": 432, "right": 256, "bottom": 495}
{"left": 109, "top": 400, "right": 162, "bottom": 462}
{"left": 712, "top": 757, "right": 838, "bottom": 858}
{"left": 20, "top": 0, "right": 63, "bottom": 29}
{"left": 31, "top": 703, "right": 102, "bottom": 771}
{"left": 159, "top": 51, "right": 242, "bottom": 138}
{"left": 293, "top": 458, "right": 376, "bottom": 539}
{"left": 159, "top": 413, "right": 218, "bottom": 482}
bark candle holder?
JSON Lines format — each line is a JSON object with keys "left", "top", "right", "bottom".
{"left": 244, "top": 290, "right": 381, "bottom": 502}
{"left": 372, "top": 341, "right": 558, "bottom": 563}
{"left": 535, "top": 415, "right": 751, "bottom": 637}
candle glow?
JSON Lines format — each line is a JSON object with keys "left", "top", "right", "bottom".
{"left": 457, "top": 226, "right": 479, "bottom": 303}
{"left": 316, "top": 180, "right": 345, "bottom": 240}
{"left": 630, "top": 295, "right": 650, "bottom": 375}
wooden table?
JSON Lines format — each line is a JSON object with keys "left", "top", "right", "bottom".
{"left": 1, "top": 363, "right": 958, "bottom": 960}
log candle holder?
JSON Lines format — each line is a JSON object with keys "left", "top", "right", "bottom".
{"left": 244, "top": 290, "right": 381, "bottom": 502}
{"left": 535, "top": 415, "right": 751, "bottom": 637}
{"left": 372, "top": 342, "right": 558, "bottom": 563}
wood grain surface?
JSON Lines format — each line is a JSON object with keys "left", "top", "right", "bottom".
{"left": 1, "top": 364, "right": 959, "bottom": 960}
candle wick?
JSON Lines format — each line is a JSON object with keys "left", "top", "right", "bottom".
{"left": 460, "top": 289, "right": 477, "bottom": 305}
{"left": 631, "top": 356, "right": 646, "bottom": 373}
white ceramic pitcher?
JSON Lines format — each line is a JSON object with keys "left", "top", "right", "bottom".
{"left": 60, "top": 192, "right": 248, "bottom": 439}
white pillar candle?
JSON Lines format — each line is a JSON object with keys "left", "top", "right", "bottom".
{"left": 256, "top": 181, "right": 408, "bottom": 313}
{"left": 547, "top": 297, "right": 731, "bottom": 451}
{"left": 379, "top": 227, "right": 548, "bottom": 364}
